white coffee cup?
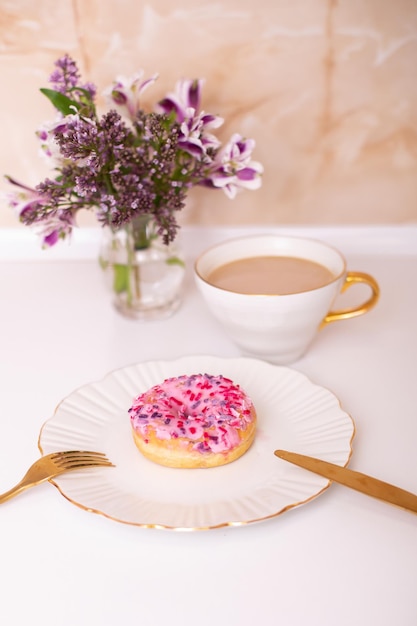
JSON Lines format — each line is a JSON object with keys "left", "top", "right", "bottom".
{"left": 194, "top": 234, "right": 380, "bottom": 364}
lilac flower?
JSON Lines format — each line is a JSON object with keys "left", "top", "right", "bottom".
{"left": 5, "top": 55, "right": 263, "bottom": 248}
{"left": 12, "top": 193, "right": 48, "bottom": 225}
{"left": 5, "top": 178, "right": 47, "bottom": 222}
{"left": 5, "top": 177, "right": 74, "bottom": 247}
{"left": 49, "top": 54, "right": 80, "bottom": 93}
{"left": 49, "top": 54, "right": 96, "bottom": 99}
{"left": 204, "top": 134, "right": 263, "bottom": 199}
{"left": 36, "top": 114, "right": 85, "bottom": 163}
{"left": 53, "top": 114, "right": 99, "bottom": 164}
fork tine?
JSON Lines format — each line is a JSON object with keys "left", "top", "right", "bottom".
{"left": 49, "top": 450, "right": 108, "bottom": 459}
{"left": 50, "top": 450, "right": 114, "bottom": 469}
{"left": 0, "top": 450, "right": 114, "bottom": 504}
{"left": 57, "top": 457, "right": 114, "bottom": 466}
{"left": 50, "top": 450, "right": 109, "bottom": 461}
{"left": 58, "top": 459, "right": 114, "bottom": 470}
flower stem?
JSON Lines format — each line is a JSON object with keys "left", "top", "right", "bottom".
{"left": 133, "top": 264, "right": 141, "bottom": 299}
{"left": 125, "top": 216, "right": 151, "bottom": 305}
{"left": 126, "top": 228, "right": 135, "bottom": 307}
{"left": 131, "top": 214, "right": 151, "bottom": 250}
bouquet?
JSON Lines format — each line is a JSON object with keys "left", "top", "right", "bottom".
{"left": 6, "top": 54, "right": 263, "bottom": 248}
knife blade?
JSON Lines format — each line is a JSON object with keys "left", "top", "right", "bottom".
{"left": 274, "top": 449, "right": 417, "bottom": 514}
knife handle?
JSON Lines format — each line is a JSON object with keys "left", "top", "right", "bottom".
{"left": 274, "top": 450, "right": 417, "bottom": 514}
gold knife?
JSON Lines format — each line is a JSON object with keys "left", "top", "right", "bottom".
{"left": 274, "top": 449, "right": 417, "bottom": 514}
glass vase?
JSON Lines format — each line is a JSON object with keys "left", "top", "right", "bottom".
{"left": 99, "top": 215, "right": 185, "bottom": 320}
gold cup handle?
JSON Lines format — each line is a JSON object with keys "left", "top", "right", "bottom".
{"left": 322, "top": 271, "right": 380, "bottom": 326}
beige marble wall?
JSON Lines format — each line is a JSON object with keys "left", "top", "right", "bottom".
{"left": 1, "top": 0, "right": 416, "bottom": 230}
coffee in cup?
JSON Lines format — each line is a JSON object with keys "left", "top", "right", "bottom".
{"left": 194, "top": 234, "right": 380, "bottom": 364}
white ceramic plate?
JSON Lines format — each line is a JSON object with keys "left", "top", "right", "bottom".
{"left": 38, "top": 356, "right": 355, "bottom": 530}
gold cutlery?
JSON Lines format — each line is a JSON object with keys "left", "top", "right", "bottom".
{"left": 274, "top": 449, "right": 417, "bottom": 514}
{"left": 0, "top": 450, "right": 114, "bottom": 504}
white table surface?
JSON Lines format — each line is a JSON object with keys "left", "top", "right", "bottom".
{"left": 0, "top": 224, "right": 416, "bottom": 626}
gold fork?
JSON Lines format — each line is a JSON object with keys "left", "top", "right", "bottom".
{"left": 0, "top": 450, "right": 114, "bottom": 504}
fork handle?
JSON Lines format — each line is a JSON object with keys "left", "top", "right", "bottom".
{"left": 0, "top": 475, "right": 50, "bottom": 504}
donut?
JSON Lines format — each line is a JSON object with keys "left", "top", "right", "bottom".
{"left": 128, "top": 373, "right": 257, "bottom": 468}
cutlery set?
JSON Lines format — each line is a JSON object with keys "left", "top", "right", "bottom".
{"left": 1, "top": 447, "right": 416, "bottom": 515}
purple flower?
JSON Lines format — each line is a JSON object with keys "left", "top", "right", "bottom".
{"left": 37, "top": 211, "right": 75, "bottom": 248}
{"left": 53, "top": 114, "right": 99, "bottom": 164}
{"left": 49, "top": 54, "right": 96, "bottom": 99}
{"left": 158, "top": 78, "right": 204, "bottom": 123}
{"left": 104, "top": 71, "right": 158, "bottom": 121}
{"left": 5, "top": 178, "right": 75, "bottom": 247}
{"left": 37, "top": 209, "right": 75, "bottom": 248}
{"left": 203, "top": 133, "right": 263, "bottom": 198}
{"left": 49, "top": 55, "right": 80, "bottom": 92}
{"left": 36, "top": 114, "right": 83, "bottom": 162}
{"left": 157, "top": 78, "right": 223, "bottom": 160}
{"left": 5, "top": 55, "right": 263, "bottom": 248}
{"left": 176, "top": 110, "right": 222, "bottom": 159}
{"left": 5, "top": 179, "right": 47, "bottom": 220}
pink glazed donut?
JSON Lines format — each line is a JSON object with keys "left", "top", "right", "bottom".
{"left": 129, "top": 373, "right": 257, "bottom": 468}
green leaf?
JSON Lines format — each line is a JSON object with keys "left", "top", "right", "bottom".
{"left": 113, "top": 264, "right": 129, "bottom": 294}
{"left": 166, "top": 256, "right": 185, "bottom": 268}
{"left": 40, "top": 88, "right": 81, "bottom": 115}
{"left": 98, "top": 255, "right": 108, "bottom": 270}
{"left": 70, "top": 86, "right": 94, "bottom": 100}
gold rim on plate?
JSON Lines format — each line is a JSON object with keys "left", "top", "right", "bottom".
{"left": 38, "top": 355, "right": 355, "bottom": 531}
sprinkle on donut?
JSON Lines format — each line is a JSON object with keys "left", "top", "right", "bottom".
{"left": 129, "top": 373, "right": 256, "bottom": 456}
